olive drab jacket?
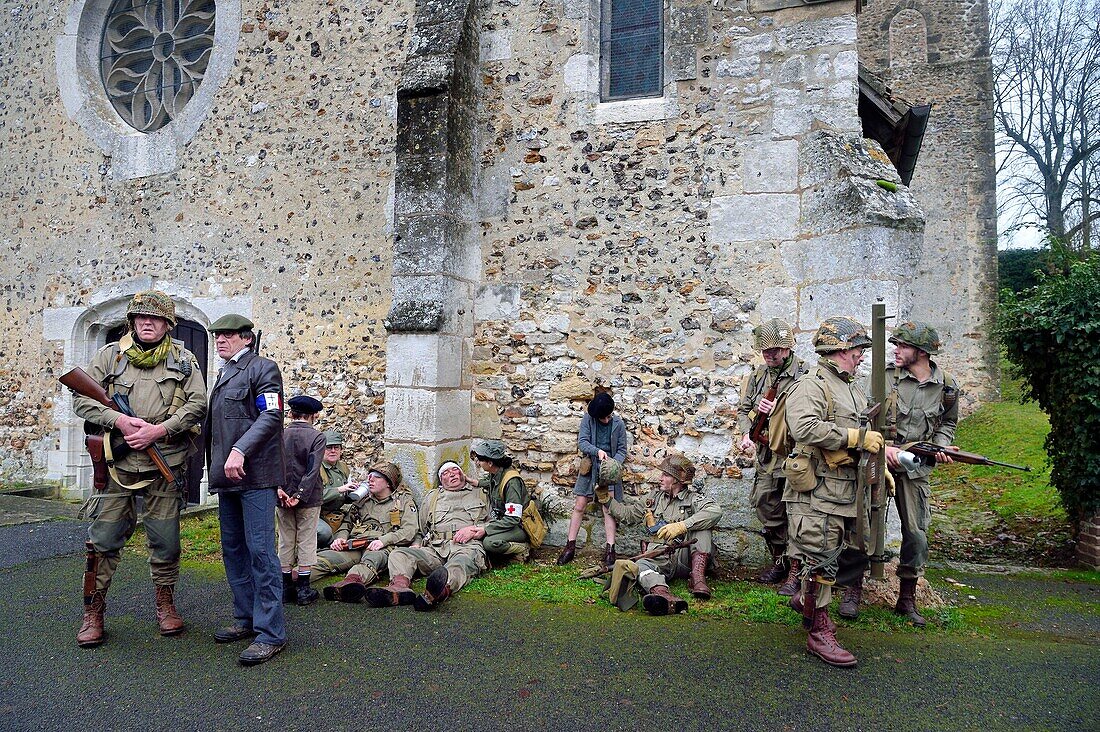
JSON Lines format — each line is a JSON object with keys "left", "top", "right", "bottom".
{"left": 883, "top": 363, "right": 960, "bottom": 479}
{"left": 332, "top": 487, "right": 418, "bottom": 548}
{"left": 72, "top": 338, "right": 207, "bottom": 473}
{"left": 481, "top": 470, "right": 529, "bottom": 536}
{"left": 319, "top": 461, "right": 351, "bottom": 514}
{"left": 783, "top": 358, "right": 870, "bottom": 518}
{"left": 416, "top": 484, "right": 490, "bottom": 547}
{"left": 608, "top": 485, "right": 723, "bottom": 546}
{"left": 736, "top": 355, "right": 807, "bottom": 473}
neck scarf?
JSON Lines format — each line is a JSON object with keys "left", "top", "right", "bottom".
{"left": 125, "top": 335, "right": 172, "bottom": 369}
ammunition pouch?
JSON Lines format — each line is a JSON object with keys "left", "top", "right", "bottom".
{"left": 821, "top": 447, "right": 854, "bottom": 470}
{"left": 783, "top": 445, "right": 818, "bottom": 493}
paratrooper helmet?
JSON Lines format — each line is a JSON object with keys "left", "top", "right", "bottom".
{"left": 126, "top": 290, "right": 177, "bottom": 327}
{"left": 752, "top": 318, "right": 796, "bottom": 351}
{"left": 889, "top": 321, "right": 942, "bottom": 355}
{"left": 813, "top": 316, "right": 872, "bottom": 354}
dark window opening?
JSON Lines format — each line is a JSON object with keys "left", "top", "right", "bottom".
{"left": 601, "top": 0, "right": 663, "bottom": 101}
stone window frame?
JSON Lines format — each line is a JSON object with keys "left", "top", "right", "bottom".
{"left": 599, "top": 0, "right": 665, "bottom": 103}
{"left": 55, "top": 0, "right": 242, "bottom": 181}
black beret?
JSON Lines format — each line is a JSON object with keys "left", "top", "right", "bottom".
{"left": 287, "top": 395, "right": 323, "bottom": 414}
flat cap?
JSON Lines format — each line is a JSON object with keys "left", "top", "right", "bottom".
{"left": 287, "top": 395, "right": 323, "bottom": 414}
{"left": 209, "top": 314, "right": 254, "bottom": 333}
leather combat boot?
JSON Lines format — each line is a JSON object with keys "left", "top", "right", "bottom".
{"left": 758, "top": 547, "right": 789, "bottom": 584}
{"left": 154, "top": 585, "right": 185, "bottom": 636}
{"left": 641, "top": 585, "right": 689, "bottom": 616}
{"left": 295, "top": 574, "right": 319, "bottom": 606}
{"left": 807, "top": 605, "right": 857, "bottom": 668}
{"left": 838, "top": 576, "right": 863, "bottom": 619}
{"left": 77, "top": 590, "right": 107, "bottom": 648}
{"left": 556, "top": 540, "right": 577, "bottom": 565}
{"left": 895, "top": 577, "right": 928, "bottom": 627}
{"left": 413, "top": 567, "right": 453, "bottom": 612}
{"left": 282, "top": 572, "right": 296, "bottom": 603}
{"left": 688, "top": 551, "right": 712, "bottom": 600}
{"left": 777, "top": 559, "right": 802, "bottom": 597}
{"left": 323, "top": 573, "right": 367, "bottom": 603}
{"left": 365, "top": 574, "right": 416, "bottom": 607}
{"left": 603, "top": 543, "right": 616, "bottom": 567}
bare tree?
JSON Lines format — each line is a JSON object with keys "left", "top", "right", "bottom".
{"left": 992, "top": 0, "right": 1100, "bottom": 252}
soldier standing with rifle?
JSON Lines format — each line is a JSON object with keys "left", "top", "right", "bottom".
{"left": 783, "top": 316, "right": 885, "bottom": 667}
{"left": 736, "top": 318, "right": 807, "bottom": 593}
{"left": 65, "top": 290, "right": 207, "bottom": 647}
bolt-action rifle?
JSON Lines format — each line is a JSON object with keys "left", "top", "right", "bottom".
{"left": 577, "top": 538, "right": 697, "bottom": 580}
{"left": 904, "top": 442, "right": 1031, "bottom": 472}
{"left": 59, "top": 367, "right": 183, "bottom": 492}
{"left": 749, "top": 383, "right": 779, "bottom": 446}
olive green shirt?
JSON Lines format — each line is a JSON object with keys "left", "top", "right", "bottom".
{"left": 417, "top": 485, "right": 490, "bottom": 546}
{"left": 332, "top": 487, "right": 418, "bottom": 548}
{"left": 320, "top": 460, "right": 351, "bottom": 514}
{"left": 884, "top": 362, "right": 960, "bottom": 478}
{"left": 608, "top": 485, "right": 723, "bottom": 547}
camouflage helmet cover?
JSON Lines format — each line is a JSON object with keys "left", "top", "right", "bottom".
{"left": 813, "top": 316, "right": 872, "bottom": 354}
{"left": 126, "top": 290, "right": 177, "bottom": 327}
{"left": 598, "top": 458, "right": 623, "bottom": 486}
{"left": 889, "top": 321, "right": 942, "bottom": 355}
{"left": 368, "top": 462, "right": 403, "bottom": 490}
{"left": 752, "top": 318, "right": 796, "bottom": 351}
{"left": 659, "top": 454, "right": 696, "bottom": 485}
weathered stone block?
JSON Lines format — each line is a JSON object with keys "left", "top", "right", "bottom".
{"left": 384, "top": 387, "right": 471, "bottom": 443}
{"left": 475, "top": 284, "right": 521, "bottom": 321}
{"left": 669, "top": 44, "right": 698, "bottom": 81}
{"left": 669, "top": 6, "right": 710, "bottom": 45}
{"left": 776, "top": 15, "right": 857, "bottom": 53}
{"left": 780, "top": 228, "right": 922, "bottom": 282}
{"left": 386, "top": 334, "right": 465, "bottom": 388}
{"left": 798, "top": 279, "right": 899, "bottom": 328}
{"left": 742, "top": 139, "right": 798, "bottom": 193}
{"left": 710, "top": 193, "right": 800, "bottom": 243}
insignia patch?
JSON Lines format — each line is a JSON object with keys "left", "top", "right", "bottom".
{"left": 504, "top": 502, "right": 522, "bottom": 517}
{"left": 256, "top": 393, "right": 283, "bottom": 411}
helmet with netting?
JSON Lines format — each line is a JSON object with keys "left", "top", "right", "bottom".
{"left": 889, "top": 321, "right": 942, "bottom": 355}
{"left": 813, "top": 316, "right": 871, "bottom": 353}
{"left": 752, "top": 318, "right": 795, "bottom": 350}
{"left": 659, "top": 454, "right": 696, "bottom": 485}
{"left": 598, "top": 458, "right": 622, "bottom": 486}
{"left": 126, "top": 290, "right": 177, "bottom": 327}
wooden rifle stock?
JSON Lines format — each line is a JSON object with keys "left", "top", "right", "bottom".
{"left": 749, "top": 384, "right": 779, "bottom": 446}
{"left": 59, "top": 367, "right": 181, "bottom": 488}
{"left": 908, "top": 441, "right": 1031, "bottom": 472}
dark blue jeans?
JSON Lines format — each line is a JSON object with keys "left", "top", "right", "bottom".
{"left": 218, "top": 488, "right": 286, "bottom": 646}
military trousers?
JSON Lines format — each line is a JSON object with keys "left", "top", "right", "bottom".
{"left": 893, "top": 471, "right": 931, "bottom": 580}
{"left": 788, "top": 501, "right": 857, "bottom": 609}
{"left": 313, "top": 547, "right": 391, "bottom": 583}
{"left": 636, "top": 529, "right": 713, "bottom": 592}
{"left": 388, "top": 541, "right": 487, "bottom": 592}
{"left": 750, "top": 467, "right": 788, "bottom": 550}
{"left": 482, "top": 526, "right": 528, "bottom": 556}
{"left": 86, "top": 468, "right": 182, "bottom": 590}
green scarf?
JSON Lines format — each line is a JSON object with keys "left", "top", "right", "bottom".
{"left": 125, "top": 335, "right": 172, "bottom": 369}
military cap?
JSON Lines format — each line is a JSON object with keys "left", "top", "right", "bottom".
{"left": 889, "top": 321, "right": 942, "bottom": 355}
{"left": 598, "top": 458, "right": 623, "bottom": 486}
{"left": 753, "top": 318, "right": 795, "bottom": 351}
{"left": 471, "top": 438, "right": 509, "bottom": 461}
{"left": 208, "top": 314, "right": 255, "bottom": 333}
{"left": 126, "top": 290, "right": 177, "bottom": 327}
{"left": 659, "top": 454, "right": 696, "bottom": 485}
{"left": 324, "top": 430, "right": 344, "bottom": 446}
{"left": 287, "top": 395, "right": 323, "bottom": 414}
{"left": 368, "top": 462, "right": 402, "bottom": 489}
{"left": 813, "top": 316, "right": 872, "bottom": 354}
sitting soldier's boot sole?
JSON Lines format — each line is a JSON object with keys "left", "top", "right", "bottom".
{"left": 413, "top": 567, "right": 452, "bottom": 612}
{"left": 365, "top": 587, "right": 415, "bottom": 608}
{"left": 642, "top": 594, "right": 670, "bottom": 616}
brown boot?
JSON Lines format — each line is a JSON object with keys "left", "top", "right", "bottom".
{"left": 807, "top": 605, "right": 857, "bottom": 667}
{"left": 323, "top": 573, "right": 368, "bottom": 603}
{"left": 154, "top": 585, "right": 185, "bottom": 636}
{"left": 895, "top": 577, "right": 928, "bottom": 627}
{"left": 413, "top": 567, "right": 453, "bottom": 611}
{"left": 603, "top": 543, "right": 616, "bottom": 567}
{"left": 77, "top": 590, "right": 107, "bottom": 648}
{"left": 777, "top": 559, "right": 802, "bottom": 597}
{"left": 556, "top": 540, "right": 577, "bottom": 565}
{"left": 758, "top": 547, "right": 788, "bottom": 584}
{"left": 365, "top": 574, "right": 416, "bottom": 607}
{"left": 688, "top": 551, "right": 712, "bottom": 600}
{"left": 642, "top": 585, "right": 688, "bottom": 616}
{"left": 838, "top": 576, "right": 863, "bottom": 619}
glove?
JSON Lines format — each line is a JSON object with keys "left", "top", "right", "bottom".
{"left": 594, "top": 483, "right": 611, "bottom": 504}
{"left": 655, "top": 521, "right": 687, "bottom": 541}
{"left": 847, "top": 428, "right": 884, "bottom": 454}
{"left": 884, "top": 469, "right": 896, "bottom": 497}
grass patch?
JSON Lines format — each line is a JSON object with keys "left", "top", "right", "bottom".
{"left": 180, "top": 512, "right": 222, "bottom": 562}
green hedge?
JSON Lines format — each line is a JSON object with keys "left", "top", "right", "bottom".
{"left": 999, "top": 255, "right": 1100, "bottom": 525}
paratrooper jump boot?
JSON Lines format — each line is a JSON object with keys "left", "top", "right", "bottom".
{"left": 604, "top": 543, "right": 616, "bottom": 567}
{"left": 837, "top": 575, "right": 863, "bottom": 619}
{"left": 642, "top": 585, "right": 689, "bottom": 616}
{"left": 807, "top": 605, "right": 857, "bottom": 668}
{"left": 77, "top": 589, "right": 107, "bottom": 648}
{"left": 324, "top": 572, "right": 368, "bottom": 603}
{"left": 413, "top": 567, "right": 453, "bottom": 611}
{"left": 154, "top": 585, "right": 185, "bottom": 636}
{"left": 281, "top": 572, "right": 296, "bottom": 603}
{"left": 777, "top": 558, "right": 802, "bottom": 597}
{"left": 894, "top": 577, "right": 928, "bottom": 627}
{"left": 757, "top": 533, "right": 789, "bottom": 584}
{"left": 365, "top": 574, "right": 416, "bottom": 607}
{"left": 688, "top": 551, "right": 712, "bottom": 600}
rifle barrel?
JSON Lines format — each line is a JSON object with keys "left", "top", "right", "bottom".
{"left": 984, "top": 458, "right": 1032, "bottom": 472}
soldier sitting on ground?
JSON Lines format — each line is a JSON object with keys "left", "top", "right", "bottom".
{"left": 602, "top": 454, "right": 724, "bottom": 615}
{"left": 316, "top": 430, "right": 353, "bottom": 550}
{"left": 471, "top": 438, "right": 532, "bottom": 564}
{"left": 365, "top": 459, "right": 490, "bottom": 611}
{"left": 313, "top": 462, "right": 418, "bottom": 602}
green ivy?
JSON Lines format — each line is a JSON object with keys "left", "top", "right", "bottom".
{"left": 998, "top": 254, "right": 1100, "bottom": 525}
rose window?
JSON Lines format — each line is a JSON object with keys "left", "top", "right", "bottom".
{"left": 99, "top": 0, "right": 217, "bottom": 133}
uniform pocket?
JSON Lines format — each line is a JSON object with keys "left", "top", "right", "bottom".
{"left": 783, "top": 447, "right": 818, "bottom": 493}
{"left": 813, "top": 475, "right": 855, "bottom": 505}
{"left": 223, "top": 387, "right": 251, "bottom": 419}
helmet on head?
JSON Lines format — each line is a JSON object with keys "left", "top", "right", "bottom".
{"left": 126, "top": 290, "right": 177, "bottom": 328}
{"left": 753, "top": 318, "right": 795, "bottom": 351}
{"left": 368, "top": 462, "right": 402, "bottom": 490}
{"left": 813, "top": 316, "right": 872, "bottom": 354}
{"left": 889, "top": 321, "right": 942, "bottom": 355}
{"left": 659, "top": 454, "right": 696, "bottom": 485}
